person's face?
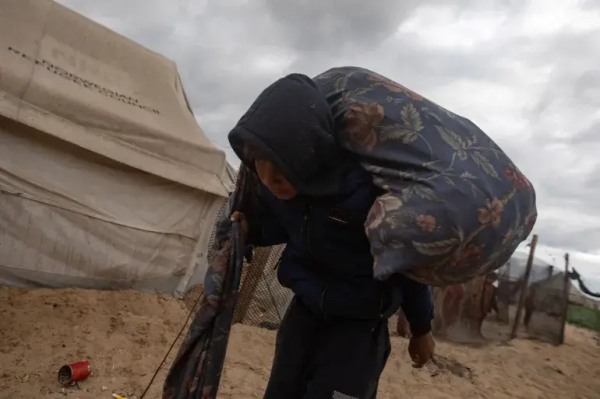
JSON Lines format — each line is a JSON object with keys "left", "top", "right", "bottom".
{"left": 255, "top": 158, "right": 298, "bottom": 200}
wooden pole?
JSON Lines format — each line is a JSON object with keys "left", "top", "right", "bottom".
{"left": 596, "top": 305, "right": 600, "bottom": 347}
{"left": 594, "top": 304, "right": 600, "bottom": 347}
{"left": 510, "top": 234, "right": 538, "bottom": 339}
{"left": 558, "top": 253, "right": 571, "bottom": 345}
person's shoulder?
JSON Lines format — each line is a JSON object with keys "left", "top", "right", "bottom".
{"left": 338, "top": 163, "right": 378, "bottom": 200}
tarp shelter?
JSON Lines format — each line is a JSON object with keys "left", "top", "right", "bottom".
{"left": 0, "top": 0, "right": 231, "bottom": 296}
{"left": 501, "top": 251, "right": 557, "bottom": 283}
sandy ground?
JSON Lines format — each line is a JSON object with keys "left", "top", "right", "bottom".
{"left": 1, "top": 287, "right": 600, "bottom": 399}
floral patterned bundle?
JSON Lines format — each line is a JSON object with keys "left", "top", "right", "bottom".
{"left": 313, "top": 67, "right": 537, "bottom": 286}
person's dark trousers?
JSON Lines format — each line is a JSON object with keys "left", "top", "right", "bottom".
{"left": 263, "top": 296, "right": 391, "bottom": 399}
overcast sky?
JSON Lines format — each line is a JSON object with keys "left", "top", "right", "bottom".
{"left": 57, "top": 0, "right": 600, "bottom": 289}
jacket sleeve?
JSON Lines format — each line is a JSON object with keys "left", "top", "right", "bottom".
{"left": 278, "top": 250, "right": 391, "bottom": 320}
{"left": 276, "top": 246, "right": 327, "bottom": 312}
{"left": 321, "top": 277, "right": 392, "bottom": 320}
{"left": 396, "top": 274, "right": 434, "bottom": 337}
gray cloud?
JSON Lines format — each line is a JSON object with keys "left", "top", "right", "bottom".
{"left": 263, "top": 0, "right": 420, "bottom": 52}
{"left": 57, "top": 0, "right": 600, "bottom": 261}
{"left": 532, "top": 217, "right": 600, "bottom": 255}
{"left": 583, "top": 0, "right": 600, "bottom": 10}
{"left": 571, "top": 121, "right": 600, "bottom": 145}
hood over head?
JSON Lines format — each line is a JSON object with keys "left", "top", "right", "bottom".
{"left": 228, "top": 73, "right": 351, "bottom": 196}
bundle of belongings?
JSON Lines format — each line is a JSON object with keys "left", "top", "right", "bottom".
{"left": 163, "top": 67, "right": 537, "bottom": 399}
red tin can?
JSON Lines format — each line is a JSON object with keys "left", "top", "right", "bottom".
{"left": 58, "top": 361, "right": 91, "bottom": 385}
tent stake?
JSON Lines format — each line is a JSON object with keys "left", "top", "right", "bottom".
{"left": 558, "top": 253, "right": 570, "bottom": 345}
{"left": 510, "top": 234, "right": 538, "bottom": 339}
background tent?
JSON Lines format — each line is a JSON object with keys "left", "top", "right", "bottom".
{"left": 499, "top": 251, "right": 557, "bottom": 283}
{"left": 0, "top": 0, "right": 230, "bottom": 296}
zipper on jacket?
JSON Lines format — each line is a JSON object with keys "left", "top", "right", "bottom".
{"left": 302, "top": 204, "right": 313, "bottom": 256}
{"left": 303, "top": 202, "right": 326, "bottom": 321}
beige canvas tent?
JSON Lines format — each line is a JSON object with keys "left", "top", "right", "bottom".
{"left": 0, "top": 0, "right": 232, "bottom": 296}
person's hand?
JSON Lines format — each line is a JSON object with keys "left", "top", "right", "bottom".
{"left": 408, "top": 331, "right": 435, "bottom": 368}
{"left": 230, "top": 211, "right": 242, "bottom": 221}
{"left": 230, "top": 211, "right": 248, "bottom": 235}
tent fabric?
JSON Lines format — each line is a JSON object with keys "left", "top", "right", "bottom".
{"left": 221, "top": 163, "right": 238, "bottom": 193}
{"left": 0, "top": 117, "right": 215, "bottom": 239}
{"left": 0, "top": 190, "right": 196, "bottom": 293}
{"left": 502, "top": 252, "right": 556, "bottom": 284}
{"left": 0, "top": 0, "right": 230, "bottom": 296}
{"left": 0, "top": 0, "right": 228, "bottom": 197}
{"left": 0, "top": 115, "right": 226, "bottom": 296}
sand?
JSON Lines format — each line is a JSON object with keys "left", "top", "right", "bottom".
{"left": 1, "top": 287, "right": 600, "bottom": 399}
{"left": 0, "top": 287, "right": 187, "bottom": 399}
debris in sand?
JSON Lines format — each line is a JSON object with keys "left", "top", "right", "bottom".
{"left": 428, "top": 355, "right": 475, "bottom": 381}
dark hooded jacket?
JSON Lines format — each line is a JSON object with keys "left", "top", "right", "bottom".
{"left": 228, "top": 74, "right": 433, "bottom": 335}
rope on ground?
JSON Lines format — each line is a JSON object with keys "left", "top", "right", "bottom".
{"left": 139, "top": 289, "right": 204, "bottom": 399}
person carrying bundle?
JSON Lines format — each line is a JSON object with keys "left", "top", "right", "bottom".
{"left": 227, "top": 67, "right": 537, "bottom": 399}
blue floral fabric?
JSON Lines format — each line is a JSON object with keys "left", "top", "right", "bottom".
{"left": 313, "top": 67, "right": 537, "bottom": 286}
